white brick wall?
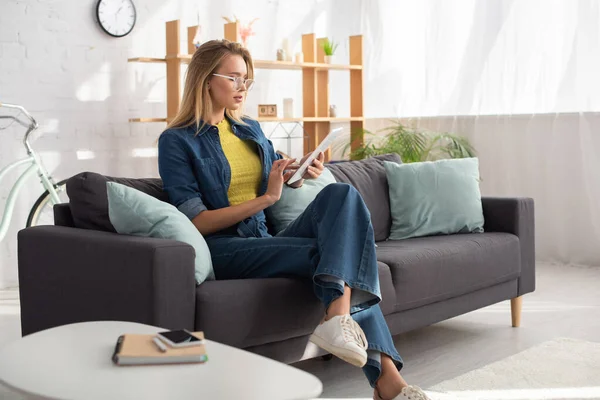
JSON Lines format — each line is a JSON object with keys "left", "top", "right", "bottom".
{"left": 0, "top": 0, "right": 358, "bottom": 288}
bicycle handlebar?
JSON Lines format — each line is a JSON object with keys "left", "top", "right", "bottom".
{"left": 0, "top": 102, "right": 39, "bottom": 154}
{"left": 0, "top": 102, "right": 37, "bottom": 128}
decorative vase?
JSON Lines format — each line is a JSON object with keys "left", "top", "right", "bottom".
{"left": 329, "top": 105, "right": 337, "bottom": 118}
{"left": 282, "top": 38, "right": 292, "bottom": 61}
{"left": 192, "top": 18, "right": 202, "bottom": 49}
{"left": 324, "top": 55, "right": 332, "bottom": 64}
{"left": 276, "top": 49, "right": 286, "bottom": 61}
{"left": 283, "top": 98, "right": 294, "bottom": 118}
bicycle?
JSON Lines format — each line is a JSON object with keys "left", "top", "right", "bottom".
{"left": 0, "top": 102, "right": 68, "bottom": 242}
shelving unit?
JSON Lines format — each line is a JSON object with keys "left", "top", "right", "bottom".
{"left": 128, "top": 20, "right": 365, "bottom": 158}
{"left": 256, "top": 117, "right": 364, "bottom": 123}
{"left": 127, "top": 57, "right": 363, "bottom": 71}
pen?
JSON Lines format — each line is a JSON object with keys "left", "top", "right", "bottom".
{"left": 152, "top": 337, "right": 168, "bottom": 352}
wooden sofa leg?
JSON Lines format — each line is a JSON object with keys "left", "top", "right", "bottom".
{"left": 511, "top": 296, "right": 523, "bottom": 327}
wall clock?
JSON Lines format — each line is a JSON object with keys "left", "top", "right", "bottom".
{"left": 96, "top": 0, "right": 136, "bottom": 38}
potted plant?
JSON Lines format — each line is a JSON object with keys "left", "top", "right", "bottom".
{"left": 322, "top": 38, "right": 338, "bottom": 63}
{"left": 336, "top": 120, "right": 476, "bottom": 162}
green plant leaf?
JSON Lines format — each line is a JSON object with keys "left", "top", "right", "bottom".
{"left": 322, "top": 38, "right": 338, "bottom": 56}
{"left": 334, "top": 121, "right": 476, "bottom": 164}
{"left": 430, "top": 133, "right": 476, "bottom": 160}
{"left": 378, "top": 121, "right": 428, "bottom": 163}
{"left": 333, "top": 128, "right": 376, "bottom": 159}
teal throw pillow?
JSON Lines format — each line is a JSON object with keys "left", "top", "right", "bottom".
{"left": 106, "top": 182, "right": 214, "bottom": 284}
{"left": 266, "top": 168, "right": 337, "bottom": 234}
{"left": 385, "top": 158, "right": 484, "bottom": 240}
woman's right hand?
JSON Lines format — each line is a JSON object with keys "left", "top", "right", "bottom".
{"left": 264, "top": 158, "right": 297, "bottom": 205}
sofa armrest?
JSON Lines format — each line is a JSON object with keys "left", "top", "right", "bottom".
{"left": 482, "top": 197, "right": 535, "bottom": 295}
{"left": 18, "top": 226, "right": 196, "bottom": 336}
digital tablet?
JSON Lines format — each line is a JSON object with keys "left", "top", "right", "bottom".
{"left": 287, "top": 127, "right": 343, "bottom": 184}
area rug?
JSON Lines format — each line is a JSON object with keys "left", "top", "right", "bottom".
{"left": 428, "top": 337, "right": 600, "bottom": 400}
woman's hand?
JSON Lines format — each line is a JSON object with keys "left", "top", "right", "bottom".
{"left": 298, "top": 151, "right": 325, "bottom": 180}
{"left": 285, "top": 152, "right": 325, "bottom": 188}
{"left": 264, "top": 158, "right": 297, "bottom": 205}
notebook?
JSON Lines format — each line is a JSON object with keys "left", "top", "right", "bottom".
{"left": 112, "top": 331, "right": 208, "bottom": 366}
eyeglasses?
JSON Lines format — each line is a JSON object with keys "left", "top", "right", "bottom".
{"left": 212, "top": 74, "right": 255, "bottom": 91}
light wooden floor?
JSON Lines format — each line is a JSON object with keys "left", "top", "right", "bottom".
{"left": 0, "top": 262, "right": 599, "bottom": 399}
{"left": 295, "top": 262, "right": 600, "bottom": 398}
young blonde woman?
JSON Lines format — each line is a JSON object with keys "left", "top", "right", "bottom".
{"left": 158, "top": 40, "right": 433, "bottom": 400}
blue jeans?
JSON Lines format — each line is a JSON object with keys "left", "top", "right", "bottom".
{"left": 207, "top": 183, "right": 403, "bottom": 387}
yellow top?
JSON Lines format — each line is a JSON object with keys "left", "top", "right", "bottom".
{"left": 217, "top": 119, "right": 263, "bottom": 206}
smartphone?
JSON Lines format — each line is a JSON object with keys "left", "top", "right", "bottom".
{"left": 156, "top": 329, "right": 204, "bottom": 348}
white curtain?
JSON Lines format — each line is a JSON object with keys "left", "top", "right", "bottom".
{"left": 365, "top": 113, "right": 600, "bottom": 266}
{"left": 362, "top": 0, "right": 600, "bottom": 117}
{"left": 359, "top": 0, "right": 600, "bottom": 266}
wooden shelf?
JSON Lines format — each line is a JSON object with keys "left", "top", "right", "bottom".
{"left": 256, "top": 117, "right": 364, "bottom": 123}
{"left": 127, "top": 20, "right": 365, "bottom": 158}
{"left": 127, "top": 57, "right": 167, "bottom": 63}
{"left": 169, "top": 55, "right": 191, "bottom": 63}
{"left": 254, "top": 60, "right": 300, "bottom": 70}
{"left": 254, "top": 59, "right": 362, "bottom": 71}
{"left": 128, "top": 56, "right": 362, "bottom": 71}
{"left": 129, "top": 117, "right": 363, "bottom": 123}
{"left": 129, "top": 118, "right": 168, "bottom": 123}
{"left": 127, "top": 55, "right": 189, "bottom": 63}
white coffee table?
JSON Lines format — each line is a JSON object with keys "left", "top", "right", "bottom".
{"left": 0, "top": 321, "right": 322, "bottom": 400}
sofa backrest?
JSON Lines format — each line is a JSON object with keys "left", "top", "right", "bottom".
{"left": 66, "top": 172, "right": 167, "bottom": 232}
{"left": 64, "top": 154, "right": 402, "bottom": 237}
{"left": 326, "top": 153, "right": 402, "bottom": 242}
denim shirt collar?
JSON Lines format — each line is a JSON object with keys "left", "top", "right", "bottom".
{"left": 192, "top": 115, "right": 247, "bottom": 138}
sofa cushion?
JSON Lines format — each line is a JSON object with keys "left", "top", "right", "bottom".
{"left": 327, "top": 154, "right": 402, "bottom": 241}
{"left": 385, "top": 158, "right": 484, "bottom": 240}
{"left": 107, "top": 182, "right": 215, "bottom": 284}
{"left": 266, "top": 168, "right": 337, "bottom": 234}
{"left": 194, "top": 261, "right": 395, "bottom": 348}
{"left": 66, "top": 171, "right": 168, "bottom": 232}
{"left": 376, "top": 261, "right": 397, "bottom": 316}
{"left": 376, "top": 233, "right": 521, "bottom": 312}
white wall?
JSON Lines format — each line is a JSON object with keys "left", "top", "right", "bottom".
{"left": 0, "top": 0, "right": 365, "bottom": 288}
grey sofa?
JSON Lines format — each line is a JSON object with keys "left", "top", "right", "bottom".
{"left": 17, "top": 155, "right": 535, "bottom": 364}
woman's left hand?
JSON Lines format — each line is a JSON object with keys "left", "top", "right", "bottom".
{"left": 284, "top": 152, "right": 325, "bottom": 188}
{"left": 299, "top": 151, "right": 325, "bottom": 180}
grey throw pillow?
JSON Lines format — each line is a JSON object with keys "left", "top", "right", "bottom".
{"left": 66, "top": 172, "right": 168, "bottom": 232}
{"left": 327, "top": 154, "right": 402, "bottom": 241}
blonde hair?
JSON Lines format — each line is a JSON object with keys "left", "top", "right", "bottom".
{"left": 167, "top": 39, "right": 254, "bottom": 131}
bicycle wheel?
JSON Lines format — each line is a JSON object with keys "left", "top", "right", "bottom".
{"left": 26, "top": 180, "right": 69, "bottom": 227}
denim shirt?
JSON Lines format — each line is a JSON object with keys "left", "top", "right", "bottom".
{"left": 157, "top": 116, "right": 282, "bottom": 238}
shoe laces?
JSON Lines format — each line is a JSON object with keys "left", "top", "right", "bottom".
{"left": 340, "top": 315, "right": 368, "bottom": 349}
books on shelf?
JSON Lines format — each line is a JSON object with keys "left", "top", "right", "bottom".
{"left": 112, "top": 331, "right": 207, "bottom": 366}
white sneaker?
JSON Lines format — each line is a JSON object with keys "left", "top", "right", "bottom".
{"left": 374, "top": 385, "right": 441, "bottom": 400}
{"left": 309, "top": 314, "right": 368, "bottom": 367}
